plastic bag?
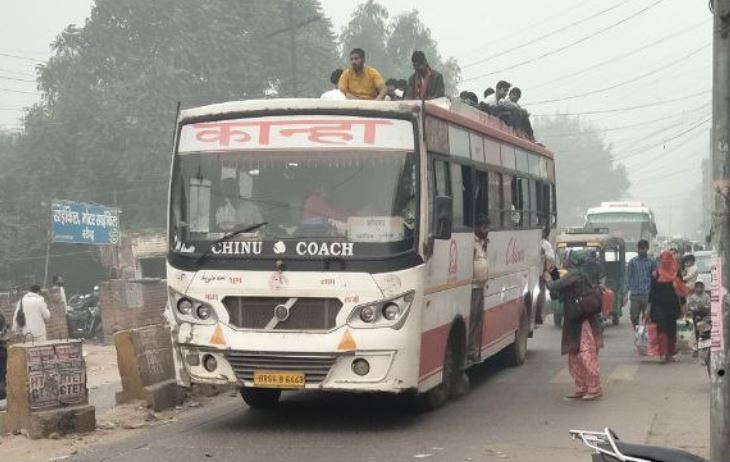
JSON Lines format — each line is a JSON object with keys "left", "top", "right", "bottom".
{"left": 601, "top": 287, "right": 615, "bottom": 318}
{"left": 676, "top": 317, "right": 696, "bottom": 353}
{"left": 635, "top": 315, "right": 659, "bottom": 357}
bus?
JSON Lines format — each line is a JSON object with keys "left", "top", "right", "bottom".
{"left": 585, "top": 202, "right": 657, "bottom": 259}
{"left": 165, "top": 97, "right": 557, "bottom": 409}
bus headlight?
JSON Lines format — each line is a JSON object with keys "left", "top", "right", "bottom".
{"left": 177, "top": 298, "right": 193, "bottom": 315}
{"left": 382, "top": 303, "right": 401, "bottom": 321}
{"left": 360, "top": 306, "right": 377, "bottom": 323}
{"left": 168, "top": 287, "right": 218, "bottom": 325}
{"left": 348, "top": 290, "right": 414, "bottom": 329}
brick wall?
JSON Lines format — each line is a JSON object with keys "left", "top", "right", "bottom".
{"left": 99, "top": 279, "right": 167, "bottom": 341}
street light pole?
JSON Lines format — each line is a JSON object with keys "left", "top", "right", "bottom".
{"left": 710, "top": 0, "right": 730, "bottom": 460}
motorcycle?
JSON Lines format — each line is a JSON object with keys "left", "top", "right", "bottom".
{"left": 571, "top": 428, "right": 707, "bottom": 462}
{"left": 66, "top": 292, "right": 103, "bottom": 341}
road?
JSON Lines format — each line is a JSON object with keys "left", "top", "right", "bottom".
{"left": 71, "top": 314, "right": 710, "bottom": 462}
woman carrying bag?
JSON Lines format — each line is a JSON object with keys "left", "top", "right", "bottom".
{"left": 548, "top": 250, "right": 604, "bottom": 401}
{"left": 648, "top": 250, "right": 688, "bottom": 364}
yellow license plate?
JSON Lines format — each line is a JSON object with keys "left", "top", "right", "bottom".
{"left": 253, "top": 370, "right": 306, "bottom": 389}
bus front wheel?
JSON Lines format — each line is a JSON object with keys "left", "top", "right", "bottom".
{"left": 416, "top": 324, "right": 466, "bottom": 411}
{"left": 240, "top": 388, "right": 281, "bottom": 409}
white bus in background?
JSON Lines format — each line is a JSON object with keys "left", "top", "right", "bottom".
{"left": 585, "top": 202, "right": 658, "bottom": 259}
{"left": 165, "top": 97, "right": 556, "bottom": 410}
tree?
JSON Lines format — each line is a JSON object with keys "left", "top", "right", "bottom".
{"left": 533, "top": 116, "right": 631, "bottom": 226}
{"left": 340, "top": 1, "right": 461, "bottom": 93}
{"left": 0, "top": 0, "right": 339, "bottom": 285}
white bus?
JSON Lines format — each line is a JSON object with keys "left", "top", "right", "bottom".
{"left": 165, "top": 98, "right": 556, "bottom": 409}
{"left": 585, "top": 202, "right": 658, "bottom": 259}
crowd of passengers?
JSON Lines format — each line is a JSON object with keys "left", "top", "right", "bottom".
{"left": 321, "top": 48, "right": 535, "bottom": 141}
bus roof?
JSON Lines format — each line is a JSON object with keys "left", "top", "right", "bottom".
{"left": 587, "top": 201, "right": 653, "bottom": 216}
{"left": 177, "top": 97, "right": 552, "bottom": 158}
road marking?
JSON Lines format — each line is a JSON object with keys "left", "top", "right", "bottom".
{"left": 607, "top": 364, "right": 639, "bottom": 382}
{"left": 551, "top": 367, "right": 573, "bottom": 384}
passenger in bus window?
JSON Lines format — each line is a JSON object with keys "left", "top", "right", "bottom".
{"left": 338, "top": 48, "right": 387, "bottom": 100}
{"left": 468, "top": 215, "right": 490, "bottom": 361}
{"left": 215, "top": 177, "right": 263, "bottom": 232}
{"left": 406, "top": 51, "right": 445, "bottom": 100}
{"left": 302, "top": 184, "right": 346, "bottom": 233}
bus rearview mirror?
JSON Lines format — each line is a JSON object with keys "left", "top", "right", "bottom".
{"left": 433, "top": 196, "right": 453, "bottom": 240}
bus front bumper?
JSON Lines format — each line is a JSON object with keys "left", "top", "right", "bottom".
{"left": 175, "top": 344, "right": 414, "bottom": 393}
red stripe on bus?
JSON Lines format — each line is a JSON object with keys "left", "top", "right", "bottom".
{"left": 418, "top": 298, "right": 523, "bottom": 381}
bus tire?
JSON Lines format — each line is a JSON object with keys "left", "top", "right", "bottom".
{"left": 416, "top": 323, "right": 466, "bottom": 411}
{"left": 240, "top": 388, "right": 281, "bottom": 409}
{"left": 502, "top": 308, "right": 529, "bottom": 367}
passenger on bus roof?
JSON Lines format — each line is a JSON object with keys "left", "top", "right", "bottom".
{"left": 484, "top": 80, "right": 511, "bottom": 106}
{"left": 385, "top": 78, "right": 403, "bottom": 101}
{"left": 321, "top": 69, "right": 346, "bottom": 100}
{"left": 459, "top": 91, "right": 479, "bottom": 107}
{"left": 406, "top": 51, "right": 445, "bottom": 100}
{"left": 501, "top": 87, "right": 522, "bottom": 108}
{"left": 338, "top": 48, "right": 387, "bottom": 100}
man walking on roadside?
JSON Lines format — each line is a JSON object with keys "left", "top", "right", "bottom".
{"left": 627, "top": 239, "right": 657, "bottom": 328}
{"left": 13, "top": 284, "right": 51, "bottom": 342}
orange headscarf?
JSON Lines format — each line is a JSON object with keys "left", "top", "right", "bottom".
{"left": 655, "top": 250, "right": 689, "bottom": 297}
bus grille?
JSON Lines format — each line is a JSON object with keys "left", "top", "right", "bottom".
{"left": 222, "top": 297, "right": 343, "bottom": 331}
{"left": 223, "top": 351, "right": 338, "bottom": 384}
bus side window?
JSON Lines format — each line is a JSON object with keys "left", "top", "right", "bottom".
{"left": 475, "top": 170, "right": 488, "bottom": 225}
{"left": 511, "top": 176, "right": 525, "bottom": 227}
{"left": 503, "top": 173, "right": 514, "bottom": 228}
{"left": 488, "top": 171, "right": 502, "bottom": 228}
{"left": 454, "top": 164, "right": 474, "bottom": 228}
{"left": 434, "top": 159, "right": 451, "bottom": 197}
{"left": 527, "top": 179, "right": 537, "bottom": 227}
{"left": 551, "top": 184, "right": 557, "bottom": 225}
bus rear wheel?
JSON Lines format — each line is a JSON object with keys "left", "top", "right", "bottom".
{"left": 240, "top": 388, "right": 281, "bottom": 409}
{"left": 502, "top": 308, "right": 529, "bottom": 367}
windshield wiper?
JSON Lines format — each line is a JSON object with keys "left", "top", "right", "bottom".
{"left": 195, "top": 222, "right": 268, "bottom": 265}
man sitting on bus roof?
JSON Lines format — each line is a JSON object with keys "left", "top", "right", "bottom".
{"left": 406, "top": 51, "right": 445, "bottom": 100}
{"left": 321, "top": 68, "right": 346, "bottom": 100}
{"left": 338, "top": 48, "right": 387, "bottom": 100}
{"left": 483, "top": 80, "right": 511, "bottom": 107}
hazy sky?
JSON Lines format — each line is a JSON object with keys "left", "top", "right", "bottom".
{"left": 0, "top": 0, "right": 713, "bottom": 237}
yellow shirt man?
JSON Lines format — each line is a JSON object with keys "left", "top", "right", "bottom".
{"left": 338, "top": 49, "right": 387, "bottom": 100}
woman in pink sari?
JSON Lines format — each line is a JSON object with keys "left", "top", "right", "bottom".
{"left": 548, "top": 250, "right": 604, "bottom": 400}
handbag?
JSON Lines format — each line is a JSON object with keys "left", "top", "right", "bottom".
{"left": 565, "top": 281, "right": 602, "bottom": 322}
{"left": 15, "top": 296, "right": 26, "bottom": 328}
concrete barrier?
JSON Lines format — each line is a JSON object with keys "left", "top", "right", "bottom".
{"left": 114, "top": 324, "right": 185, "bottom": 411}
{"left": 0, "top": 340, "right": 95, "bottom": 439}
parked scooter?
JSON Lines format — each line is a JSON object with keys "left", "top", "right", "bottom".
{"left": 571, "top": 428, "right": 707, "bottom": 461}
{"left": 66, "top": 286, "right": 103, "bottom": 341}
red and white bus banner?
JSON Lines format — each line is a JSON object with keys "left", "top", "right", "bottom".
{"left": 710, "top": 256, "right": 725, "bottom": 352}
{"left": 178, "top": 116, "right": 414, "bottom": 152}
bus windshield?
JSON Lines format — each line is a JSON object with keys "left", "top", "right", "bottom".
{"left": 169, "top": 149, "right": 417, "bottom": 259}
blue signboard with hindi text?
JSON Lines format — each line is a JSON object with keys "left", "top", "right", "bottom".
{"left": 51, "top": 200, "right": 120, "bottom": 246}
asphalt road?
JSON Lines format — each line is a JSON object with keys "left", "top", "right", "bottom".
{"left": 72, "top": 314, "right": 710, "bottom": 462}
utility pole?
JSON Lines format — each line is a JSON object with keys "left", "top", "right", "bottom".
{"left": 710, "top": 0, "right": 730, "bottom": 460}
{"left": 264, "top": 1, "right": 321, "bottom": 97}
